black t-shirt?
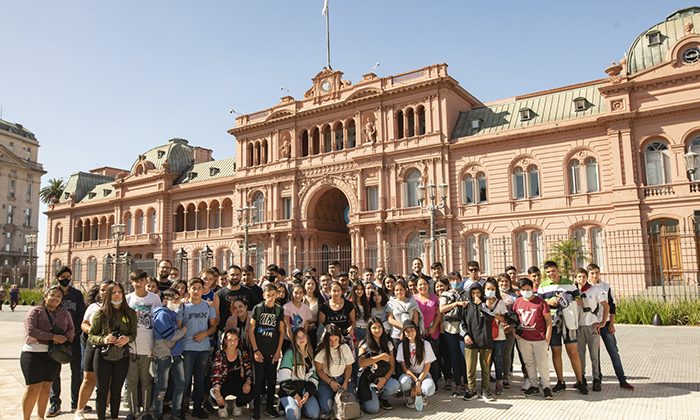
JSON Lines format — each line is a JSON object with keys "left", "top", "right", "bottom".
{"left": 216, "top": 285, "right": 261, "bottom": 331}
{"left": 251, "top": 303, "right": 283, "bottom": 355}
{"left": 320, "top": 299, "right": 354, "bottom": 332}
{"left": 157, "top": 279, "right": 172, "bottom": 294}
{"left": 249, "top": 284, "right": 264, "bottom": 302}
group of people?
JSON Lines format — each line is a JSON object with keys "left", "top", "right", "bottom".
{"left": 20, "top": 257, "right": 633, "bottom": 420}
{"left": 0, "top": 283, "right": 21, "bottom": 311}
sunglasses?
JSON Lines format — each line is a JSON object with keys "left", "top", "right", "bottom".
{"left": 468, "top": 268, "right": 479, "bottom": 272}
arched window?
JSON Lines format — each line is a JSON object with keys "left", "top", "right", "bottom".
{"left": 124, "top": 213, "right": 132, "bottom": 235}
{"left": 135, "top": 210, "right": 144, "bottom": 235}
{"left": 75, "top": 220, "right": 83, "bottom": 242}
{"left": 323, "top": 125, "right": 332, "bottom": 153}
{"left": 512, "top": 168, "right": 525, "bottom": 199}
{"left": 462, "top": 174, "right": 474, "bottom": 204}
{"left": 644, "top": 142, "right": 671, "bottom": 185}
{"left": 404, "top": 169, "right": 421, "bottom": 207}
{"left": 54, "top": 224, "right": 63, "bottom": 244}
{"left": 687, "top": 136, "right": 700, "bottom": 177}
{"left": 262, "top": 139, "right": 268, "bottom": 164}
{"left": 252, "top": 192, "right": 265, "bottom": 223}
{"left": 590, "top": 227, "right": 605, "bottom": 269}
{"left": 461, "top": 172, "right": 488, "bottom": 205}
{"left": 515, "top": 230, "right": 543, "bottom": 269}
{"left": 407, "top": 108, "right": 415, "bottom": 137}
{"left": 148, "top": 209, "right": 157, "bottom": 233}
{"left": 396, "top": 110, "right": 404, "bottom": 139}
{"left": 87, "top": 257, "right": 97, "bottom": 283}
{"left": 221, "top": 198, "right": 233, "bottom": 228}
{"left": 247, "top": 143, "right": 254, "bottom": 166}
{"left": 312, "top": 128, "right": 320, "bottom": 155}
{"left": 528, "top": 165, "right": 540, "bottom": 198}
{"left": 568, "top": 160, "right": 581, "bottom": 194}
{"left": 585, "top": 158, "right": 599, "bottom": 192}
{"left": 347, "top": 120, "right": 356, "bottom": 148}
{"left": 301, "top": 130, "right": 309, "bottom": 157}
{"left": 476, "top": 172, "right": 488, "bottom": 203}
{"left": 254, "top": 244, "right": 266, "bottom": 279}
{"left": 573, "top": 228, "right": 587, "bottom": 269}
{"left": 73, "top": 258, "right": 82, "bottom": 282}
{"left": 209, "top": 201, "right": 220, "bottom": 229}
{"left": 174, "top": 205, "right": 185, "bottom": 232}
{"left": 417, "top": 106, "right": 426, "bottom": 135}
{"left": 334, "top": 122, "right": 344, "bottom": 151}
{"left": 512, "top": 165, "right": 540, "bottom": 199}
{"left": 406, "top": 233, "right": 423, "bottom": 272}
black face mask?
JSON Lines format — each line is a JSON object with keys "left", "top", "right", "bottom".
{"left": 268, "top": 274, "right": 276, "bottom": 282}
{"left": 58, "top": 278, "right": 71, "bottom": 287}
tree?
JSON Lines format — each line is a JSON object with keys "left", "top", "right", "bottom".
{"left": 39, "top": 178, "right": 65, "bottom": 204}
{"left": 547, "top": 237, "right": 586, "bottom": 278}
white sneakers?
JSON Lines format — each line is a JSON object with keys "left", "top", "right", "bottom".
{"left": 73, "top": 410, "right": 85, "bottom": 420}
{"left": 217, "top": 407, "right": 228, "bottom": 418}
{"left": 232, "top": 406, "right": 243, "bottom": 416}
{"left": 521, "top": 378, "right": 531, "bottom": 391}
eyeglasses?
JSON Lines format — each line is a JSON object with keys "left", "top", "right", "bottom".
{"left": 468, "top": 268, "right": 479, "bottom": 272}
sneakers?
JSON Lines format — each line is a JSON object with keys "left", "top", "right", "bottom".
{"left": 126, "top": 414, "right": 137, "bottom": 420}
{"left": 192, "top": 407, "right": 210, "bottom": 419}
{"left": 592, "top": 379, "right": 602, "bottom": 392}
{"left": 543, "top": 388, "right": 554, "bottom": 399}
{"left": 620, "top": 382, "right": 635, "bottom": 390}
{"left": 495, "top": 381, "right": 504, "bottom": 395}
{"left": 405, "top": 399, "right": 415, "bottom": 409}
{"left": 73, "top": 410, "right": 85, "bottom": 420}
{"left": 233, "top": 406, "right": 243, "bottom": 416}
{"left": 523, "top": 386, "right": 540, "bottom": 397}
{"left": 521, "top": 378, "right": 531, "bottom": 391}
{"left": 443, "top": 379, "right": 453, "bottom": 391}
{"left": 462, "top": 389, "right": 478, "bottom": 401}
{"left": 379, "top": 398, "right": 393, "bottom": 410}
{"left": 143, "top": 414, "right": 154, "bottom": 420}
{"left": 502, "top": 379, "right": 511, "bottom": 389}
{"left": 218, "top": 406, "right": 229, "bottom": 418}
{"left": 575, "top": 381, "right": 589, "bottom": 395}
{"left": 414, "top": 395, "right": 424, "bottom": 412}
{"left": 451, "top": 391, "right": 461, "bottom": 398}
{"left": 47, "top": 403, "right": 61, "bottom": 417}
{"left": 552, "top": 381, "right": 566, "bottom": 392}
{"left": 265, "top": 407, "right": 280, "bottom": 418}
{"left": 481, "top": 392, "right": 495, "bottom": 402}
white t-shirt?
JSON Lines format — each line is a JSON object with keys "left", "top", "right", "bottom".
{"left": 396, "top": 341, "right": 436, "bottom": 375}
{"left": 314, "top": 343, "right": 354, "bottom": 377}
{"left": 126, "top": 291, "right": 162, "bottom": 355}
{"left": 489, "top": 299, "right": 508, "bottom": 341}
{"left": 83, "top": 302, "right": 102, "bottom": 323}
{"left": 579, "top": 283, "right": 605, "bottom": 326}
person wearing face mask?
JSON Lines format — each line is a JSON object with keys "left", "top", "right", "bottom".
{"left": 512, "top": 278, "right": 553, "bottom": 399}
{"left": 483, "top": 279, "right": 508, "bottom": 395}
{"left": 47, "top": 266, "right": 86, "bottom": 418}
{"left": 439, "top": 271, "right": 467, "bottom": 397}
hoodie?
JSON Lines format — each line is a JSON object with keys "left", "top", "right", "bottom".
{"left": 459, "top": 283, "right": 494, "bottom": 349}
{"left": 152, "top": 305, "right": 186, "bottom": 357}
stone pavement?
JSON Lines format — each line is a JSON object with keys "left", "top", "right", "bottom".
{"left": 1, "top": 305, "right": 699, "bottom": 419}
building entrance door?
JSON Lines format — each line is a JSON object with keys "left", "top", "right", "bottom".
{"left": 308, "top": 187, "right": 352, "bottom": 270}
{"left": 649, "top": 219, "right": 682, "bottom": 284}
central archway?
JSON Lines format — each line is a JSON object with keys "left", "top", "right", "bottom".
{"left": 307, "top": 187, "right": 352, "bottom": 270}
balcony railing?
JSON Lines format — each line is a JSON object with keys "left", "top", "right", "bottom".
{"left": 642, "top": 184, "right": 675, "bottom": 197}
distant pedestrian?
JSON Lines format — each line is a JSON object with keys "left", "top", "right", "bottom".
{"left": 10, "top": 284, "right": 20, "bottom": 311}
{"left": 0, "top": 286, "right": 6, "bottom": 310}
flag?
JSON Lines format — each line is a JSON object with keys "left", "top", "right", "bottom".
{"left": 322, "top": 0, "right": 328, "bottom": 16}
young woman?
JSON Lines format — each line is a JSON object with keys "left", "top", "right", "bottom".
{"left": 211, "top": 329, "right": 254, "bottom": 417}
{"left": 440, "top": 271, "right": 467, "bottom": 396}
{"left": 173, "top": 279, "right": 189, "bottom": 302}
{"left": 382, "top": 275, "right": 396, "bottom": 298}
{"left": 414, "top": 277, "right": 442, "bottom": 382}
{"left": 276, "top": 283, "right": 290, "bottom": 306}
{"left": 283, "top": 284, "right": 313, "bottom": 347}
{"left": 318, "top": 281, "right": 356, "bottom": 349}
{"left": 303, "top": 277, "right": 323, "bottom": 346}
{"left": 434, "top": 278, "right": 454, "bottom": 391}
{"left": 224, "top": 297, "right": 251, "bottom": 349}
{"left": 385, "top": 280, "right": 421, "bottom": 346}
{"left": 278, "top": 328, "right": 321, "bottom": 420}
{"left": 396, "top": 320, "right": 436, "bottom": 410}
{"left": 370, "top": 286, "right": 388, "bottom": 322}
{"left": 146, "top": 277, "right": 159, "bottom": 295}
{"left": 314, "top": 324, "right": 355, "bottom": 418}
{"left": 406, "top": 277, "right": 418, "bottom": 297}
{"left": 350, "top": 282, "right": 371, "bottom": 343}
{"left": 88, "top": 282, "right": 137, "bottom": 420}
{"left": 357, "top": 318, "right": 401, "bottom": 413}
{"left": 484, "top": 279, "right": 508, "bottom": 394}
{"left": 497, "top": 273, "right": 519, "bottom": 389}
{"left": 21, "top": 286, "right": 75, "bottom": 420}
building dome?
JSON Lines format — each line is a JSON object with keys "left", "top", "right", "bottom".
{"left": 130, "top": 137, "right": 195, "bottom": 175}
{"left": 626, "top": 7, "right": 700, "bottom": 75}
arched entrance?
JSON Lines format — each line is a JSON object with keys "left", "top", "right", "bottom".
{"left": 307, "top": 187, "right": 352, "bottom": 270}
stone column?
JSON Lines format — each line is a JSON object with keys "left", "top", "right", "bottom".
{"left": 375, "top": 226, "right": 383, "bottom": 265}
{"left": 288, "top": 233, "right": 294, "bottom": 269}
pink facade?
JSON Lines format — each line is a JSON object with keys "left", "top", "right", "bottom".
{"left": 45, "top": 8, "right": 700, "bottom": 296}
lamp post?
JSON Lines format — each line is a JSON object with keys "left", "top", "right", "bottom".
{"left": 684, "top": 150, "right": 699, "bottom": 182}
{"left": 175, "top": 248, "right": 188, "bottom": 278}
{"left": 25, "top": 234, "right": 37, "bottom": 289}
{"left": 202, "top": 245, "right": 213, "bottom": 270}
{"left": 417, "top": 183, "right": 448, "bottom": 264}
{"left": 110, "top": 224, "right": 126, "bottom": 282}
{"left": 236, "top": 205, "right": 256, "bottom": 266}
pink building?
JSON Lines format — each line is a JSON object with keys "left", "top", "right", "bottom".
{"left": 45, "top": 8, "right": 700, "bottom": 297}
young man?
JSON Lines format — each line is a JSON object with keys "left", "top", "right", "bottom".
{"left": 318, "top": 273, "right": 332, "bottom": 301}
{"left": 362, "top": 267, "right": 376, "bottom": 287}
{"left": 248, "top": 284, "right": 285, "bottom": 419}
{"left": 48, "top": 266, "right": 86, "bottom": 417}
{"left": 375, "top": 265, "right": 387, "bottom": 285}
{"left": 152, "top": 288, "right": 187, "bottom": 419}
{"left": 464, "top": 261, "right": 483, "bottom": 289}
{"left": 460, "top": 283, "right": 495, "bottom": 402}
{"left": 430, "top": 262, "right": 446, "bottom": 284}
{"left": 242, "top": 265, "right": 263, "bottom": 302}
{"left": 513, "top": 279, "right": 553, "bottom": 399}
{"left": 348, "top": 265, "right": 360, "bottom": 284}
{"left": 338, "top": 272, "right": 352, "bottom": 299}
{"left": 411, "top": 258, "right": 433, "bottom": 290}
{"left": 574, "top": 268, "right": 609, "bottom": 392}
{"left": 537, "top": 261, "right": 587, "bottom": 394}
{"left": 505, "top": 266, "right": 518, "bottom": 284}
{"left": 587, "top": 263, "right": 634, "bottom": 390}
{"left": 125, "top": 270, "right": 162, "bottom": 420}
{"left": 327, "top": 260, "right": 341, "bottom": 282}
{"left": 179, "top": 278, "right": 217, "bottom": 419}
{"left": 216, "top": 265, "right": 261, "bottom": 334}
{"left": 527, "top": 266, "right": 542, "bottom": 291}
{"left": 157, "top": 259, "right": 174, "bottom": 294}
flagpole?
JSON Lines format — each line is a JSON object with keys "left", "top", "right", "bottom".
{"left": 325, "top": 0, "right": 331, "bottom": 69}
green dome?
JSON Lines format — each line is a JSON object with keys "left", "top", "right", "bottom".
{"left": 130, "top": 137, "right": 194, "bottom": 175}
{"left": 626, "top": 7, "right": 700, "bottom": 75}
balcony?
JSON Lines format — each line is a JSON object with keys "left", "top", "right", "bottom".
{"left": 174, "top": 228, "right": 233, "bottom": 241}
{"left": 642, "top": 184, "right": 675, "bottom": 198}
{"left": 123, "top": 233, "right": 161, "bottom": 245}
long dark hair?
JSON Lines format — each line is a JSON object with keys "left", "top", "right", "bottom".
{"left": 304, "top": 277, "right": 323, "bottom": 301}
{"left": 222, "top": 328, "right": 241, "bottom": 352}
{"left": 366, "top": 317, "right": 391, "bottom": 354}
{"left": 351, "top": 281, "right": 371, "bottom": 321}
{"left": 101, "top": 283, "right": 127, "bottom": 326}
{"left": 382, "top": 274, "right": 396, "bottom": 296}
{"left": 401, "top": 323, "right": 425, "bottom": 369}
{"left": 484, "top": 278, "right": 502, "bottom": 300}
{"left": 370, "top": 287, "right": 388, "bottom": 308}
{"left": 290, "top": 328, "right": 313, "bottom": 377}
{"left": 318, "top": 323, "right": 344, "bottom": 369}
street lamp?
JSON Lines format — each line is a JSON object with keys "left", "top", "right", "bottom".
{"left": 684, "top": 150, "right": 699, "bottom": 181}
{"left": 236, "top": 205, "right": 256, "bottom": 265}
{"left": 25, "top": 234, "right": 37, "bottom": 289}
{"left": 110, "top": 224, "right": 126, "bottom": 282}
{"left": 175, "top": 248, "right": 188, "bottom": 278}
{"left": 417, "top": 182, "right": 448, "bottom": 264}
{"left": 202, "top": 245, "right": 213, "bottom": 270}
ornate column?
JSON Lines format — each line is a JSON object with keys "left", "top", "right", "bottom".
{"left": 302, "top": 235, "right": 311, "bottom": 267}
{"left": 288, "top": 233, "right": 294, "bottom": 269}
{"left": 375, "top": 226, "right": 383, "bottom": 266}
{"left": 270, "top": 234, "right": 277, "bottom": 265}
{"left": 194, "top": 209, "right": 200, "bottom": 231}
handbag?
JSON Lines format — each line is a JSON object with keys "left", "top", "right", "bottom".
{"left": 100, "top": 344, "right": 128, "bottom": 361}
{"left": 44, "top": 308, "right": 73, "bottom": 364}
{"left": 334, "top": 389, "right": 361, "bottom": 420}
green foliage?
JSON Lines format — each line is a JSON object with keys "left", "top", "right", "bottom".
{"left": 616, "top": 299, "right": 700, "bottom": 326}
{"left": 19, "top": 288, "right": 45, "bottom": 305}
{"left": 547, "top": 238, "right": 586, "bottom": 277}
{"left": 39, "top": 178, "right": 66, "bottom": 204}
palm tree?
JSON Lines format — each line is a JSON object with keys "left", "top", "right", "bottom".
{"left": 548, "top": 238, "right": 586, "bottom": 278}
{"left": 39, "top": 178, "right": 65, "bottom": 204}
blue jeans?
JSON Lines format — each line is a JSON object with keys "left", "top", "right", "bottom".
{"left": 399, "top": 373, "right": 436, "bottom": 397}
{"left": 280, "top": 395, "right": 320, "bottom": 420}
{"left": 361, "top": 377, "right": 400, "bottom": 414}
{"left": 153, "top": 356, "right": 184, "bottom": 416}
{"left": 492, "top": 340, "right": 506, "bottom": 380}
{"left": 597, "top": 323, "right": 627, "bottom": 383}
{"left": 317, "top": 375, "right": 354, "bottom": 416}
{"left": 444, "top": 332, "right": 466, "bottom": 387}
{"left": 183, "top": 350, "right": 209, "bottom": 409}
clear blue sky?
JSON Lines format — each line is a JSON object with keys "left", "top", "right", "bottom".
{"left": 0, "top": 0, "right": 694, "bottom": 267}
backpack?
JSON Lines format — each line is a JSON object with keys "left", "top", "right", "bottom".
{"left": 442, "top": 291, "right": 462, "bottom": 322}
{"left": 334, "top": 390, "right": 361, "bottom": 420}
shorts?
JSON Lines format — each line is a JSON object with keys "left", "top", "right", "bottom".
{"left": 20, "top": 351, "right": 60, "bottom": 385}
{"left": 549, "top": 325, "right": 577, "bottom": 347}
{"left": 82, "top": 343, "right": 97, "bottom": 371}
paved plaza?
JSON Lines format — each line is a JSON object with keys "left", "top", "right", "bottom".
{"left": 1, "top": 306, "right": 698, "bottom": 420}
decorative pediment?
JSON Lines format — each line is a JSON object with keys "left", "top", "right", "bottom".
{"left": 346, "top": 88, "right": 382, "bottom": 102}
{"left": 304, "top": 67, "right": 349, "bottom": 104}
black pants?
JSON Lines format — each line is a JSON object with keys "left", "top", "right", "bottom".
{"left": 50, "top": 339, "right": 82, "bottom": 407}
{"left": 438, "top": 333, "right": 453, "bottom": 382}
{"left": 427, "top": 337, "right": 442, "bottom": 381}
{"left": 253, "top": 357, "right": 276, "bottom": 417}
{"left": 94, "top": 352, "right": 129, "bottom": 420}
{"left": 220, "top": 375, "right": 254, "bottom": 408}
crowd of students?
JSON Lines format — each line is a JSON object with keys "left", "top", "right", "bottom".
{"left": 20, "top": 257, "right": 634, "bottom": 420}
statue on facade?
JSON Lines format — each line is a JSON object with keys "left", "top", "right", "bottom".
{"left": 364, "top": 121, "right": 377, "bottom": 144}
{"left": 280, "top": 138, "right": 291, "bottom": 160}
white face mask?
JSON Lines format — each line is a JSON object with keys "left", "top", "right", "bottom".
{"left": 111, "top": 299, "right": 122, "bottom": 307}
{"left": 167, "top": 302, "right": 180, "bottom": 312}
{"left": 521, "top": 291, "right": 533, "bottom": 300}
{"left": 484, "top": 290, "right": 496, "bottom": 299}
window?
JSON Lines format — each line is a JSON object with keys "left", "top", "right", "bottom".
{"left": 528, "top": 165, "right": 540, "bottom": 198}
{"left": 516, "top": 232, "right": 528, "bottom": 269}
{"left": 347, "top": 120, "right": 356, "bottom": 148}
{"left": 477, "top": 173, "right": 487, "bottom": 203}
{"left": 396, "top": 110, "right": 404, "bottom": 139}
{"left": 26, "top": 184, "right": 32, "bottom": 202}
{"left": 149, "top": 211, "right": 157, "bottom": 233}
{"left": 531, "top": 231, "right": 543, "bottom": 267}
{"left": 417, "top": 106, "right": 426, "bottom": 135}
{"left": 516, "top": 230, "right": 543, "bottom": 269}
{"left": 512, "top": 165, "right": 540, "bottom": 199}
{"left": 254, "top": 244, "right": 266, "bottom": 279}
{"left": 462, "top": 174, "right": 474, "bottom": 204}
{"left": 479, "top": 235, "right": 490, "bottom": 274}
{"left": 683, "top": 47, "right": 700, "bottom": 64}
{"left": 407, "top": 109, "right": 415, "bottom": 137}
{"left": 569, "top": 160, "right": 581, "bottom": 194}
{"left": 591, "top": 227, "right": 605, "bottom": 269}
{"left": 644, "top": 142, "right": 671, "bottom": 185}
{"left": 87, "top": 257, "right": 97, "bottom": 283}
{"left": 366, "top": 186, "right": 378, "bottom": 211}
{"left": 462, "top": 172, "right": 487, "bottom": 205}
{"left": 647, "top": 30, "right": 662, "bottom": 46}
{"left": 404, "top": 169, "right": 421, "bottom": 207}
{"left": 7, "top": 205, "right": 13, "bottom": 224}
{"left": 573, "top": 97, "right": 589, "bottom": 112}
{"left": 136, "top": 211, "right": 145, "bottom": 234}
{"left": 688, "top": 136, "right": 700, "bottom": 174}
{"left": 334, "top": 123, "right": 344, "bottom": 151}
{"left": 466, "top": 236, "right": 477, "bottom": 262}
{"left": 301, "top": 130, "right": 309, "bottom": 157}
{"left": 252, "top": 192, "right": 265, "bottom": 223}
{"left": 124, "top": 214, "right": 132, "bottom": 235}
{"left": 24, "top": 208, "right": 31, "bottom": 226}
{"left": 519, "top": 108, "right": 534, "bottom": 121}
{"left": 282, "top": 197, "right": 292, "bottom": 219}
{"left": 585, "top": 158, "right": 599, "bottom": 192}
{"left": 513, "top": 168, "right": 525, "bottom": 199}
{"left": 73, "top": 259, "right": 82, "bottom": 282}
{"left": 573, "top": 228, "right": 587, "bottom": 269}
{"left": 323, "top": 126, "right": 332, "bottom": 153}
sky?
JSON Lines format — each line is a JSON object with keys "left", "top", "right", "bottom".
{"left": 0, "top": 0, "right": 695, "bottom": 267}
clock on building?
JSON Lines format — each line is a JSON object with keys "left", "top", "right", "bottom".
{"left": 321, "top": 80, "right": 332, "bottom": 93}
